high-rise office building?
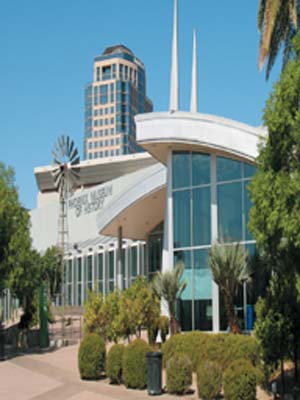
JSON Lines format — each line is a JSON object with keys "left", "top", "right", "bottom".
{"left": 84, "top": 45, "right": 153, "bottom": 160}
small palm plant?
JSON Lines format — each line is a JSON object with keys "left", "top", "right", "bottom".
{"left": 152, "top": 262, "right": 187, "bottom": 335}
{"left": 209, "top": 241, "right": 249, "bottom": 334}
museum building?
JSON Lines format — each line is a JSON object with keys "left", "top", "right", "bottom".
{"left": 30, "top": 0, "right": 266, "bottom": 332}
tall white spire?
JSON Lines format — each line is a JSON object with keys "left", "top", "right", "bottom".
{"left": 190, "top": 29, "right": 198, "bottom": 113}
{"left": 170, "top": 0, "right": 179, "bottom": 112}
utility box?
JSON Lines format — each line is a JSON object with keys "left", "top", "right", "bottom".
{"left": 146, "top": 352, "right": 163, "bottom": 396}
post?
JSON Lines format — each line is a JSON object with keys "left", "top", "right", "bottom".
{"left": 117, "top": 226, "right": 123, "bottom": 290}
{"left": 39, "top": 283, "right": 49, "bottom": 348}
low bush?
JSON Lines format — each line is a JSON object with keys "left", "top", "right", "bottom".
{"left": 223, "top": 359, "right": 258, "bottom": 400}
{"left": 122, "top": 339, "right": 151, "bottom": 389}
{"left": 162, "top": 331, "right": 210, "bottom": 370}
{"left": 162, "top": 331, "right": 260, "bottom": 372}
{"left": 197, "top": 361, "right": 222, "bottom": 400}
{"left": 159, "top": 315, "right": 169, "bottom": 342}
{"left": 166, "top": 354, "right": 192, "bottom": 395}
{"left": 106, "top": 344, "right": 125, "bottom": 384}
{"left": 78, "top": 333, "right": 106, "bottom": 379}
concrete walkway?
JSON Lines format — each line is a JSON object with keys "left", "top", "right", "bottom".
{"left": 0, "top": 345, "right": 196, "bottom": 400}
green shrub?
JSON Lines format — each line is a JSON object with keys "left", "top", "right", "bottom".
{"left": 162, "top": 331, "right": 260, "bottom": 372}
{"left": 197, "top": 361, "right": 222, "bottom": 400}
{"left": 122, "top": 339, "right": 151, "bottom": 389}
{"left": 106, "top": 344, "right": 125, "bottom": 384}
{"left": 159, "top": 315, "right": 169, "bottom": 342}
{"left": 166, "top": 354, "right": 192, "bottom": 394}
{"left": 78, "top": 333, "right": 106, "bottom": 379}
{"left": 162, "top": 331, "right": 210, "bottom": 370}
{"left": 223, "top": 359, "right": 258, "bottom": 400}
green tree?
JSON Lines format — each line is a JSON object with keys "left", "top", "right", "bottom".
{"left": 0, "top": 163, "right": 20, "bottom": 298}
{"left": 0, "top": 163, "right": 41, "bottom": 333}
{"left": 40, "top": 246, "right": 62, "bottom": 301}
{"left": 118, "top": 277, "right": 160, "bottom": 339}
{"left": 7, "top": 207, "right": 41, "bottom": 329}
{"left": 254, "top": 273, "right": 299, "bottom": 392}
{"left": 258, "top": 0, "right": 299, "bottom": 78}
{"left": 250, "top": 36, "right": 300, "bottom": 386}
{"left": 208, "top": 241, "right": 249, "bottom": 334}
{"left": 152, "top": 263, "right": 187, "bottom": 335}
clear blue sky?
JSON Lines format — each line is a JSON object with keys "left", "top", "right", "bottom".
{"left": 0, "top": 0, "right": 281, "bottom": 210}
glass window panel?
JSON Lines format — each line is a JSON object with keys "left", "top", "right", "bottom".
{"left": 244, "top": 181, "right": 253, "bottom": 241}
{"left": 193, "top": 187, "right": 211, "bottom": 246}
{"left": 131, "top": 247, "right": 137, "bottom": 277}
{"left": 68, "top": 260, "right": 72, "bottom": 283}
{"left": 177, "top": 299, "right": 192, "bottom": 331}
{"left": 172, "top": 152, "right": 190, "bottom": 189}
{"left": 192, "top": 153, "right": 210, "bottom": 186}
{"left": 109, "top": 252, "right": 114, "bottom": 279}
{"left": 194, "top": 299, "right": 213, "bottom": 331}
{"left": 174, "top": 251, "right": 192, "bottom": 300}
{"left": 77, "top": 258, "right": 82, "bottom": 282}
{"left": 122, "top": 249, "right": 126, "bottom": 277}
{"left": 193, "top": 249, "right": 212, "bottom": 300}
{"left": 217, "top": 157, "right": 242, "bottom": 182}
{"left": 149, "top": 233, "right": 163, "bottom": 274}
{"left": 244, "top": 163, "right": 256, "bottom": 178}
{"left": 98, "top": 254, "right": 103, "bottom": 280}
{"left": 173, "top": 190, "right": 190, "bottom": 248}
{"left": 218, "top": 182, "right": 243, "bottom": 242}
{"left": 174, "top": 250, "right": 192, "bottom": 332}
{"left": 77, "top": 283, "right": 82, "bottom": 305}
{"left": 87, "top": 256, "right": 93, "bottom": 281}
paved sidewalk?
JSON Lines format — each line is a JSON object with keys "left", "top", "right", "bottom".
{"left": 0, "top": 345, "right": 196, "bottom": 400}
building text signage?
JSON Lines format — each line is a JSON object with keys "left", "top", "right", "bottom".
{"left": 68, "top": 185, "right": 113, "bottom": 218}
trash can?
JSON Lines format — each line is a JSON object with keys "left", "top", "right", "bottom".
{"left": 146, "top": 351, "right": 162, "bottom": 395}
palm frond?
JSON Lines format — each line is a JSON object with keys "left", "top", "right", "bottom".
{"left": 259, "top": 0, "right": 281, "bottom": 71}
{"left": 258, "top": 0, "right": 268, "bottom": 31}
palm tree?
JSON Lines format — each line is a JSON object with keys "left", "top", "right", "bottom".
{"left": 209, "top": 241, "right": 249, "bottom": 334}
{"left": 152, "top": 262, "right": 187, "bottom": 335}
{"left": 258, "top": 0, "right": 298, "bottom": 79}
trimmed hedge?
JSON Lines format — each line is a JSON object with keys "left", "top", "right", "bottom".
{"left": 166, "top": 354, "right": 192, "bottom": 395}
{"left": 106, "top": 344, "right": 125, "bottom": 384}
{"left": 223, "top": 359, "right": 258, "bottom": 400}
{"left": 78, "top": 333, "right": 106, "bottom": 379}
{"left": 162, "top": 331, "right": 260, "bottom": 372}
{"left": 122, "top": 339, "right": 151, "bottom": 389}
{"left": 197, "top": 361, "right": 222, "bottom": 400}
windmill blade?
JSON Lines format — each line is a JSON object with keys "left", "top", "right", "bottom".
{"left": 58, "top": 135, "right": 66, "bottom": 157}
{"left": 71, "top": 167, "right": 81, "bottom": 176}
{"left": 51, "top": 169, "right": 61, "bottom": 181}
{"left": 70, "top": 147, "right": 79, "bottom": 163}
{"left": 54, "top": 174, "right": 63, "bottom": 191}
{"left": 54, "top": 142, "right": 64, "bottom": 160}
{"left": 66, "top": 136, "right": 70, "bottom": 157}
{"left": 68, "top": 139, "right": 75, "bottom": 158}
{"left": 70, "top": 170, "right": 80, "bottom": 181}
{"left": 71, "top": 155, "right": 80, "bottom": 166}
{"left": 52, "top": 151, "right": 62, "bottom": 166}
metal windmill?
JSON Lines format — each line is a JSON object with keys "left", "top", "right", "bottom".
{"left": 51, "top": 135, "right": 80, "bottom": 309}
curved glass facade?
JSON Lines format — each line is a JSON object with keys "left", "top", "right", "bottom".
{"left": 172, "top": 151, "right": 256, "bottom": 331}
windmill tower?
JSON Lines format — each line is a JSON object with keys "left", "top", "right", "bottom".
{"left": 51, "top": 135, "right": 80, "bottom": 310}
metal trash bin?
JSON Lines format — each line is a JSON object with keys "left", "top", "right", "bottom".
{"left": 146, "top": 351, "right": 162, "bottom": 395}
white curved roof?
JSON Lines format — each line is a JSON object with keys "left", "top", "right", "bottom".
{"left": 136, "top": 111, "right": 267, "bottom": 164}
{"left": 97, "top": 163, "right": 166, "bottom": 240}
